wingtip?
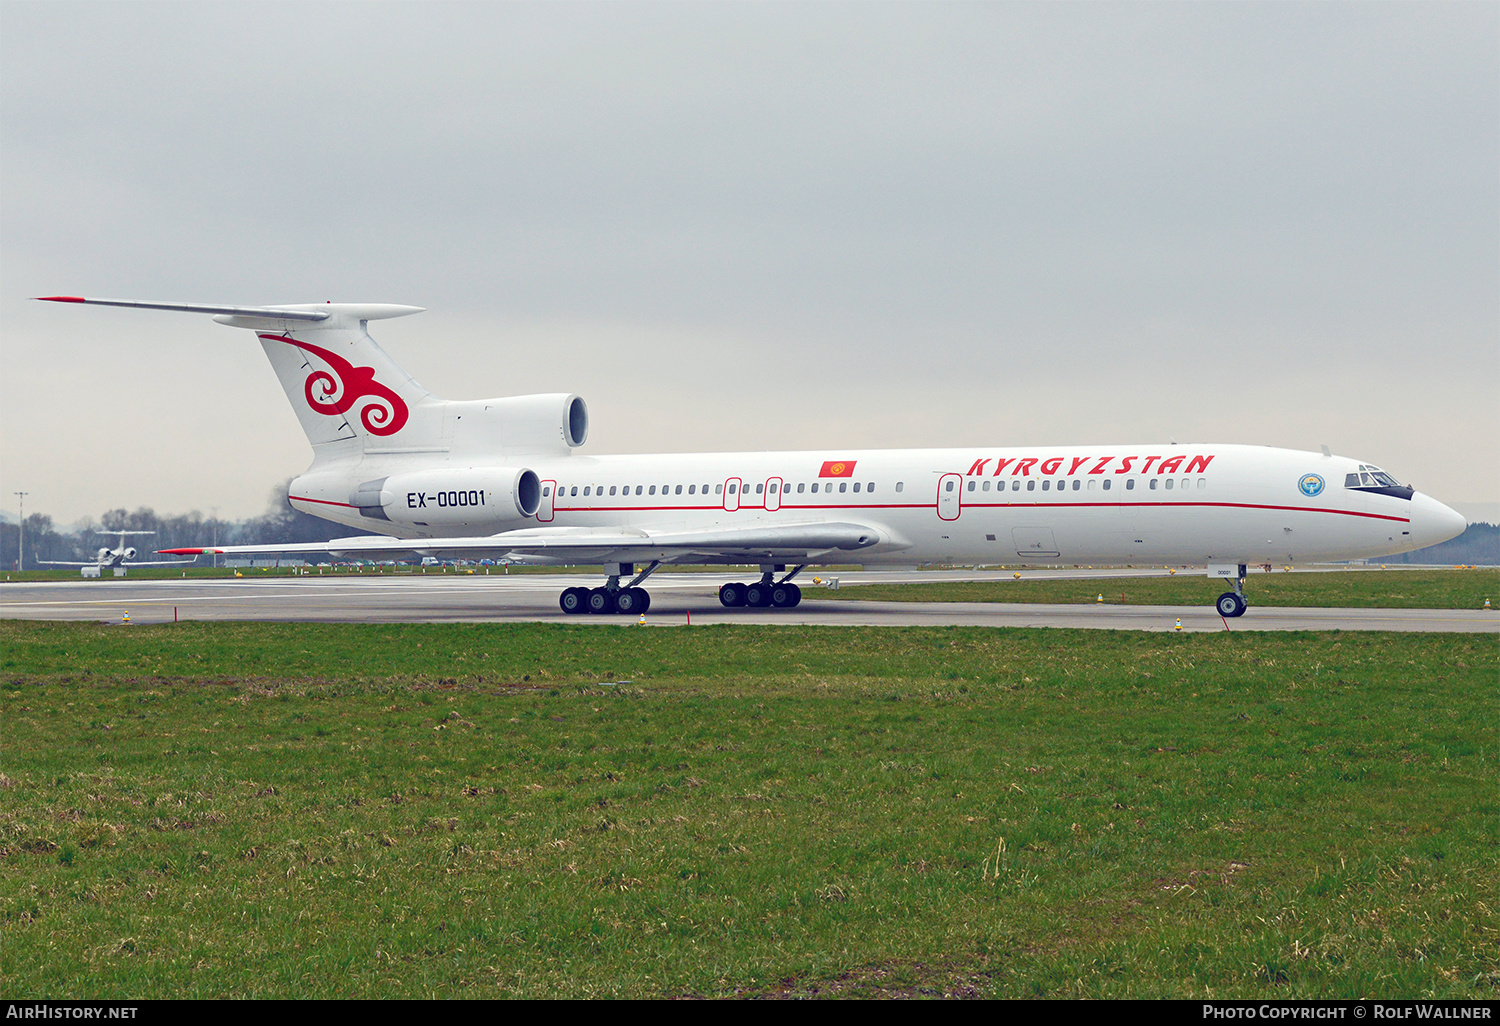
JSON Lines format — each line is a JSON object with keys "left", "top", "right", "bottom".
{"left": 34, "top": 296, "right": 87, "bottom": 303}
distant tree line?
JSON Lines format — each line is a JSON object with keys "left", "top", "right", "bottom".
{"left": 1375, "top": 522, "right": 1498, "bottom": 566}
{"left": 4, "top": 493, "right": 1495, "bottom": 570}
{"left": 1, "top": 481, "right": 374, "bottom": 569}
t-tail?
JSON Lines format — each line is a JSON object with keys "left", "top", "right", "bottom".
{"left": 36, "top": 298, "right": 437, "bottom": 458}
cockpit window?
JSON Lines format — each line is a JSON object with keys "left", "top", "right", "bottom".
{"left": 1344, "top": 464, "right": 1413, "bottom": 500}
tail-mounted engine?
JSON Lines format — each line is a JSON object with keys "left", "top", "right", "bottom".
{"left": 352, "top": 468, "right": 541, "bottom": 529}
{"left": 446, "top": 394, "right": 588, "bottom": 457}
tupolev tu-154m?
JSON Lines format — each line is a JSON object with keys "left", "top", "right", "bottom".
{"left": 37, "top": 296, "right": 1466, "bottom": 617}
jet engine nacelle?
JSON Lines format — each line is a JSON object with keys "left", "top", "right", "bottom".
{"left": 446, "top": 393, "right": 588, "bottom": 457}
{"left": 97, "top": 548, "right": 112, "bottom": 562}
{"left": 353, "top": 468, "right": 542, "bottom": 529}
{"left": 122, "top": 547, "right": 137, "bottom": 561}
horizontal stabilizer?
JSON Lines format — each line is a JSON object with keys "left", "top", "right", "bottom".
{"left": 33, "top": 297, "right": 425, "bottom": 325}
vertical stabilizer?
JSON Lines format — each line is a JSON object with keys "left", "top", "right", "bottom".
{"left": 253, "top": 322, "right": 442, "bottom": 455}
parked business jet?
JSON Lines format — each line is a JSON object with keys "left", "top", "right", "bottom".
{"left": 39, "top": 530, "right": 196, "bottom": 576}
{"left": 37, "top": 297, "right": 1466, "bottom": 616}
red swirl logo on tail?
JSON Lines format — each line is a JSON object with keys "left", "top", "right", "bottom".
{"left": 261, "top": 334, "right": 409, "bottom": 436}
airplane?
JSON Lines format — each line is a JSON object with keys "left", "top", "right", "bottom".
{"left": 36, "top": 296, "right": 1467, "bottom": 616}
{"left": 39, "top": 530, "right": 197, "bottom": 576}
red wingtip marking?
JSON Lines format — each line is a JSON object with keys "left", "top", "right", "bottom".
{"left": 158, "top": 548, "right": 212, "bottom": 555}
{"left": 35, "top": 296, "right": 87, "bottom": 303}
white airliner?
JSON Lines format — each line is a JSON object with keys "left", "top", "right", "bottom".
{"left": 37, "top": 297, "right": 1466, "bottom": 617}
{"left": 39, "top": 530, "right": 196, "bottom": 576}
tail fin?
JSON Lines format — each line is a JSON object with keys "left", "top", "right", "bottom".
{"left": 251, "top": 321, "right": 440, "bottom": 454}
{"left": 35, "top": 298, "right": 439, "bottom": 457}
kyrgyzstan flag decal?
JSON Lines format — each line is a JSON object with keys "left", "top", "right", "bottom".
{"left": 819, "top": 460, "right": 857, "bottom": 478}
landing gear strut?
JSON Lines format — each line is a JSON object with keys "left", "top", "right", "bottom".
{"left": 720, "top": 565, "right": 804, "bottom": 609}
{"left": 1215, "top": 564, "right": 1248, "bottom": 618}
{"left": 559, "top": 562, "right": 659, "bottom": 616}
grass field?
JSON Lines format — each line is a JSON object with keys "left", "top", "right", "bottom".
{"left": 805, "top": 568, "right": 1500, "bottom": 610}
{"left": 1, "top": 620, "right": 1495, "bottom": 999}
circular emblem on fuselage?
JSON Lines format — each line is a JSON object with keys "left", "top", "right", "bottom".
{"left": 1298, "top": 473, "right": 1325, "bottom": 497}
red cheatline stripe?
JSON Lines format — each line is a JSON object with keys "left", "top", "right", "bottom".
{"left": 544, "top": 500, "right": 1408, "bottom": 523}
{"left": 290, "top": 495, "right": 358, "bottom": 509}
{"left": 951, "top": 500, "right": 1409, "bottom": 523}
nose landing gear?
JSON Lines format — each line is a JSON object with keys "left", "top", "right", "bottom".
{"left": 1213, "top": 564, "right": 1249, "bottom": 618}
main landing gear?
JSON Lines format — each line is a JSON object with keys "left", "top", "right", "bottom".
{"left": 558, "top": 562, "right": 809, "bottom": 615}
{"left": 1215, "top": 564, "right": 1249, "bottom": 618}
{"left": 718, "top": 565, "right": 805, "bottom": 609}
{"left": 560, "top": 561, "right": 658, "bottom": 616}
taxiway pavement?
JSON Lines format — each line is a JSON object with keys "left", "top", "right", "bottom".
{"left": 1, "top": 570, "right": 1493, "bottom": 632}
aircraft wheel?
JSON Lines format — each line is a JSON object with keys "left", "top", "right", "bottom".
{"left": 588, "top": 587, "right": 617, "bottom": 614}
{"left": 745, "top": 583, "right": 772, "bottom": 607}
{"left": 719, "top": 582, "right": 746, "bottom": 607}
{"left": 771, "top": 583, "right": 801, "bottom": 608}
{"left": 615, "top": 587, "right": 650, "bottom": 615}
{"left": 560, "top": 587, "right": 588, "bottom": 615}
{"left": 1216, "top": 592, "right": 1247, "bottom": 618}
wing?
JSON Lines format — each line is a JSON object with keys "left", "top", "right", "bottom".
{"left": 161, "top": 521, "right": 892, "bottom": 564}
{"left": 38, "top": 558, "right": 200, "bottom": 567}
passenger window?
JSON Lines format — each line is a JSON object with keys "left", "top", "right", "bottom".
{"left": 839, "top": 482, "right": 847, "bottom": 493}
{"left": 688, "top": 484, "right": 696, "bottom": 495}
{"left": 853, "top": 482, "right": 861, "bottom": 492}
{"left": 729, "top": 484, "right": 736, "bottom": 494}
{"left": 755, "top": 484, "right": 763, "bottom": 494}
{"left": 1086, "top": 480, "right": 1094, "bottom": 491}
{"left": 675, "top": 485, "right": 683, "bottom": 495}
{"left": 584, "top": 486, "right": 591, "bottom": 496}
{"left": 635, "top": 486, "right": 643, "bottom": 496}
{"left": 982, "top": 480, "right": 990, "bottom": 491}
{"left": 1149, "top": 479, "right": 1157, "bottom": 490}
{"left": 1011, "top": 480, "right": 1019, "bottom": 491}
{"left": 965, "top": 480, "right": 974, "bottom": 492}
{"left": 1197, "top": 478, "right": 1206, "bottom": 489}
{"left": 570, "top": 486, "right": 578, "bottom": 496}
{"left": 868, "top": 483, "right": 875, "bottom": 493}
{"left": 1072, "top": 480, "right": 1080, "bottom": 491}
{"left": 649, "top": 485, "right": 656, "bottom": 495}
{"left": 1042, "top": 480, "right": 1050, "bottom": 491}
{"left": 945, "top": 481, "right": 954, "bottom": 492}
{"left": 1102, "top": 479, "right": 1110, "bottom": 491}
{"left": 1027, "top": 480, "right": 1036, "bottom": 492}
{"left": 543, "top": 486, "right": 550, "bottom": 497}
{"left": 1165, "top": 479, "right": 1173, "bottom": 490}
{"left": 896, "top": 482, "right": 904, "bottom": 492}
{"left": 797, "top": 483, "right": 805, "bottom": 493}
{"left": 1126, "top": 479, "right": 1134, "bottom": 491}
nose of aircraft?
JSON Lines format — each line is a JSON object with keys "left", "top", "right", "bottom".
{"left": 1408, "top": 493, "right": 1467, "bottom": 550}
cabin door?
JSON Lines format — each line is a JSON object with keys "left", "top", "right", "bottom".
{"left": 937, "top": 473, "right": 962, "bottom": 521}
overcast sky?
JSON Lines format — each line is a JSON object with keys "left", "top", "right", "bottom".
{"left": 2, "top": 2, "right": 1496, "bottom": 525}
